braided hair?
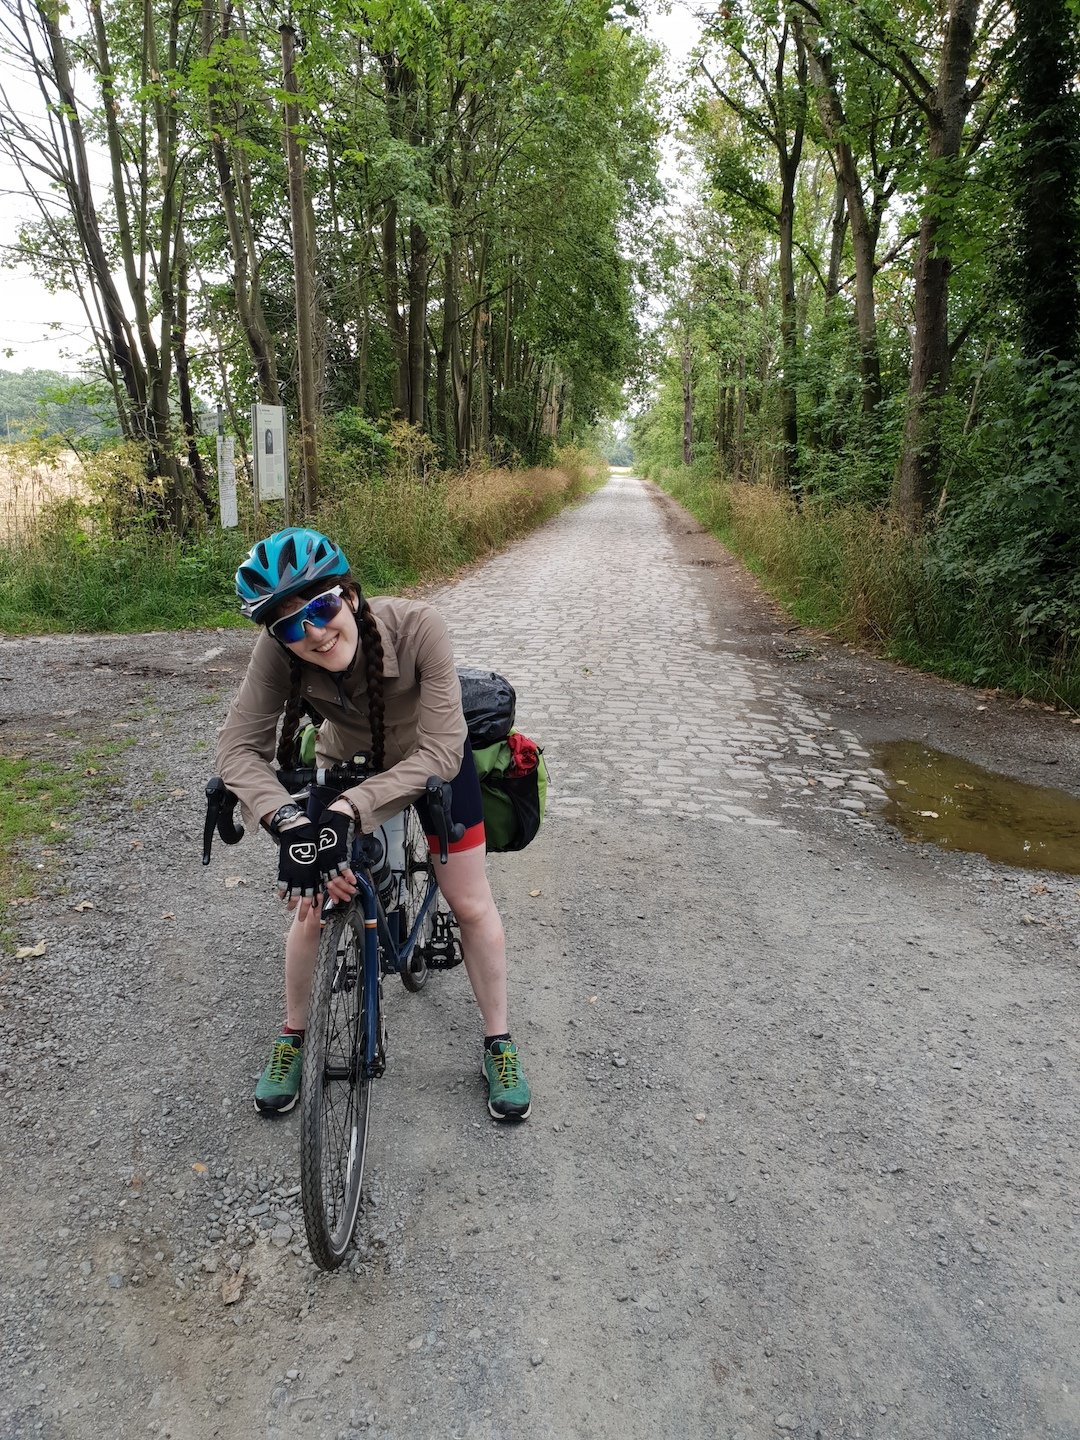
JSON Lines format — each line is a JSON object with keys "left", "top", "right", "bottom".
{"left": 358, "top": 598, "right": 386, "bottom": 773}
{"left": 275, "top": 655, "right": 306, "bottom": 767}
{"left": 272, "top": 580, "right": 386, "bottom": 773}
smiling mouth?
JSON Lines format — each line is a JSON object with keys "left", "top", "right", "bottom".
{"left": 313, "top": 634, "right": 338, "bottom": 654}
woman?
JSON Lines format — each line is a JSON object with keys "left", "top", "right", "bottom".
{"left": 216, "top": 526, "right": 531, "bottom": 1122}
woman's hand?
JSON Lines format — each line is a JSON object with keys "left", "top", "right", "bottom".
{"left": 276, "top": 818, "right": 322, "bottom": 914}
{"left": 318, "top": 805, "right": 358, "bottom": 902}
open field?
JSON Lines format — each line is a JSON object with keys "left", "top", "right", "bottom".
{"left": 0, "top": 447, "right": 88, "bottom": 538}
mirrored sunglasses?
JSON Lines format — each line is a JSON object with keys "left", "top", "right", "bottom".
{"left": 268, "top": 586, "right": 345, "bottom": 644}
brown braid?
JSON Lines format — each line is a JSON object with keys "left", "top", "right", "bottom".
{"left": 358, "top": 598, "right": 386, "bottom": 772}
{"left": 276, "top": 656, "right": 305, "bottom": 767}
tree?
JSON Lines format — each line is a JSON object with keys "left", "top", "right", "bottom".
{"left": 1011, "top": 0, "right": 1080, "bottom": 363}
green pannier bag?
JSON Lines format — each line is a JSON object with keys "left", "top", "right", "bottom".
{"left": 472, "top": 730, "right": 549, "bottom": 853}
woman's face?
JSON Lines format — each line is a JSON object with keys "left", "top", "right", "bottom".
{"left": 272, "top": 586, "right": 360, "bottom": 672}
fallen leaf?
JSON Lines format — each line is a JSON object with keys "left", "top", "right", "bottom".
{"left": 130, "top": 839, "right": 143, "bottom": 849}
{"left": 222, "top": 1271, "right": 245, "bottom": 1305}
{"left": 1029, "top": 882, "right": 1049, "bottom": 896}
{"left": 49, "top": 821, "right": 65, "bottom": 831}
{"left": 694, "top": 1112, "right": 706, "bottom": 1123}
{"left": 917, "top": 810, "right": 939, "bottom": 819}
{"left": 976, "top": 705, "right": 987, "bottom": 713}
{"left": 192, "top": 1161, "right": 208, "bottom": 1174}
{"left": 170, "top": 788, "right": 187, "bottom": 799}
{"left": 1021, "top": 913, "right": 1049, "bottom": 926}
{"left": 806, "top": 777, "right": 818, "bottom": 786}
{"left": 161, "top": 912, "right": 176, "bottom": 921}
{"left": 224, "top": 875, "right": 247, "bottom": 889}
{"left": 15, "top": 941, "right": 47, "bottom": 958}
{"left": 587, "top": 995, "right": 598, "bottom": 1004}
{"left": 528, "top": 889, "right": 542, "bottom": 898}
{"left": 84, "top": 767, "right": 99, "bottom": 776}
{"left": 955, "top": 782, "right": 975, "bottom": 791}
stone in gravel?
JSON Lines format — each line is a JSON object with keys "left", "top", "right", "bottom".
{"left": 107, "top": 1273, "right": 123, "bottom": 1289}
{"left": 775, "top": 1418, "right": 799, "bottom": 1432}
{"left": 530, "top": 1352, "right": 545, "bottom": 1367}
{"left": 271, "top": 1223, "right": 293, "bottom": 1247}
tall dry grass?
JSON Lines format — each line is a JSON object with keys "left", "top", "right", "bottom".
{"left": 0, "top": 444, "right": 607, "bottom": 633}
{"left": 650, "top": 463, "right": 1080, "bottom": 707}
{"left": 0, "top": 446, "right": 89, "bottom": 539}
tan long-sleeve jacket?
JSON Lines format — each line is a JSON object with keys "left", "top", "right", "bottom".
{"left": 215, "top": 596, "right": 467, "bottom": 834}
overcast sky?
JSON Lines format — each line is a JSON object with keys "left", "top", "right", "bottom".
{"left": 0, "top": 2, "right": 701, "bottom": 376}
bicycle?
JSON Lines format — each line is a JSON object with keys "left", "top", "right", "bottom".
{"left": 202, "top": 762, "right": 463, "bottom": 1271}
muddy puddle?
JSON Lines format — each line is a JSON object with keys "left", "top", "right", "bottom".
{"left": 875, "top": 740, "right": 1080, "bottom": 875}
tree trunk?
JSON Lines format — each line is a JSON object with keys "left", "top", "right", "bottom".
{"left": 893, "top": 0, "right": 981, "bottom": 530}
{"left": 682, "top": 329, "right": 694, "bottom": 466}
{"left": 407, "top": 220, "right": 428, "bottom": 427}
{"left": 382, "top": 200, "right": 409, "bottom": 417}
{"left": 281, "top": 22, "right": 319, "bottom": 514}
{"left": 803, "top": 26, "right": 882, "bottom": 412}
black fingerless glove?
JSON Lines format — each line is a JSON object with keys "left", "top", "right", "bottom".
{"left": 317, "top": 810, "right": 354, "bottom": 882}
{"left": 276, "top": 819, "right": 322, "bottom": 902}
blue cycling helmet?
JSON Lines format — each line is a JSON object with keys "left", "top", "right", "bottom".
{"left": 235, "top": 527, "right": 350, "bottom": 622}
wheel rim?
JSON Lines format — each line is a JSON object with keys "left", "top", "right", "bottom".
{"left": 316, "top": 920, "right": 370, "bottom": 1256}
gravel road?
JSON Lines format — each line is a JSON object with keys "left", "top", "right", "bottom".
{"left": 1, "top": 475, "right": 1078, "bottom": 1440}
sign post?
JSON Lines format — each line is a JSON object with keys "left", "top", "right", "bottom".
{"left": 217, "top": 426, "right": 237, "bottom": 530}
{"left": 251, "top": 403, "right": 288, "bottom": 523}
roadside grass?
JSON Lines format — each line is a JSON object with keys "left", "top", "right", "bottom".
{"left": 650, "top": 463, "right": 1080, "bottom": 711}
{"left": 0, "top": 737, "right": 132, "bottom": 947}
{"left": 0, "top": 445, "right": 607, "bottom": 633}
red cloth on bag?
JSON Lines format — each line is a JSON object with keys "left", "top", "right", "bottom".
{"left": 506, "top": 732, "right": 539, "bottom": 777}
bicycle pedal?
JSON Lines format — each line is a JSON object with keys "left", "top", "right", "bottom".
{"left": 426, "top": 940, "right": 463, "bottom": 971}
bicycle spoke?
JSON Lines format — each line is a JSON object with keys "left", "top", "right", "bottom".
{"left": 300, "top": 909, "right": 372, "bottom": 1269}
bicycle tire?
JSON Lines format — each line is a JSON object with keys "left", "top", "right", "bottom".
{"left": 299, "top": 906, "right": 372, "bottom": 1270}
{"left": 399, "top": 805, "right": 437, "bottom": 993}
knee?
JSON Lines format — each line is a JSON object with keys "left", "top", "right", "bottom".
{"left": 451, "top": 891, "right": 501, "bottom": 930}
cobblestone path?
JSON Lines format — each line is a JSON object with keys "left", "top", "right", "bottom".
{"left": 438, "top": 473, "right": 885, "bottom": 826}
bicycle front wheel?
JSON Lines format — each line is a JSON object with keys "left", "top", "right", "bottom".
{"left": 300, "top": 906, "right": 373, "bottom": 1270}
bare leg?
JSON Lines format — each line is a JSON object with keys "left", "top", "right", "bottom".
{"left": 284, "top": 902, "right": 322, "bottom": 1030}
{"left": 432, "top": 845, "right": 509, "bottom": 1035}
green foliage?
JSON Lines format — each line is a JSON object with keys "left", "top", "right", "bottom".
{"left": 933, "top": 358, "right": 1080, "bottom": 648}
{"left": 0, "top": 370, "right": 119, "bottom": 443}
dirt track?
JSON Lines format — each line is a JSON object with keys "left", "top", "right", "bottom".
{"left": 1, "top": 475, "right": 1078, "bottom": 1440}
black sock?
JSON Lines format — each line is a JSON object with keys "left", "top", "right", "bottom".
{"left": 484, "top": 1032, "right": 511, "bottom": 1052}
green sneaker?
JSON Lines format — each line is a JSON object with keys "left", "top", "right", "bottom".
{"left": 254, "top": 1034, "right": 303, "bottom": 1115}
{"left": 482, "top": 1039, "right": 531, "bottom": 1121}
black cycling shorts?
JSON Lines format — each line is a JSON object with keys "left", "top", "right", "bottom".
{"left": 308, "top": 746, "right": 485, "bottom": 855}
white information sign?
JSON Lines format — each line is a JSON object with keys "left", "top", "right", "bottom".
{"left": 217, "top": 433, "right": 237, "bottom": 529}
{"left": 252, "top": 403, "right": 287, "bottom": 502}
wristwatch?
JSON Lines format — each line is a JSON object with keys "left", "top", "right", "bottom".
{"left": 268, "top": 802, "right": 304, "bottom": 836}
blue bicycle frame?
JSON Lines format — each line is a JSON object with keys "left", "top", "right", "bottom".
{"left": 346, "top": 837, "right": 442, "bottom": 1080}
